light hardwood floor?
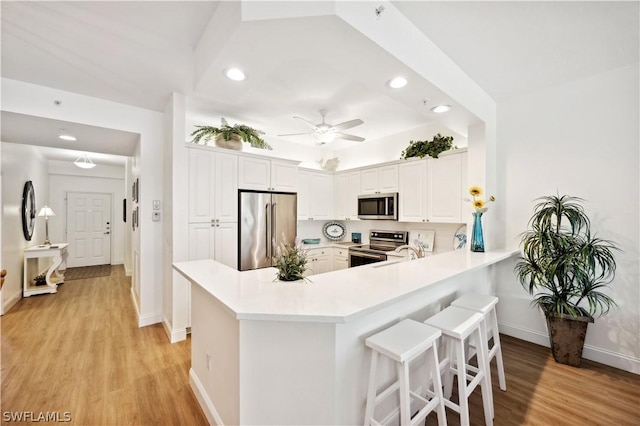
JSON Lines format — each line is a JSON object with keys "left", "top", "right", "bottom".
{"left": 2, "top": 266, "right": 639, "bottom": 425}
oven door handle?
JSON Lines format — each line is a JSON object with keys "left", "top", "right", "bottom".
{"left": 350, "top": 252, "right": 385, "bottom": 260}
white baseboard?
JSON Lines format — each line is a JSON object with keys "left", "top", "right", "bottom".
{"left": 162, "top": 315, "right": 188, "bottom": 343}
{"left": 128, "top": 287, "right": 160, "bottom": 327}
{"left": 499, "top": 321, "right": 640, "bottom": 375}
{"left": 2, "top": 290, "right": 21, "bottom": 315}
{"left": 190, "top": 368, "right": 224, "bottom": 426}
{"left": 124, "top": 265, "right": 132, "bottom": 276}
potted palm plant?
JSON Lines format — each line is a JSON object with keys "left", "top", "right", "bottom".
{"left": 515, "top": 195, "right": 618, "bottom": 367}
{"left": 190, "top": 118, "right": 273, "bottom": 151}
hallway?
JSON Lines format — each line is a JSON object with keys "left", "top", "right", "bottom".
{"left": 0, "top": 266, "right": 207, "bottom": 425}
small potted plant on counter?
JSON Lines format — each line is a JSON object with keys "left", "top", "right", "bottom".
{"left": 273, "top": 239, "right": 309, "bottom": 282}
{"left": 400, "top": 133, "right": 455, "bottom": 159}
{"left": 515, "top": 195, "right": 619, "bottom": 367}
{"left": 190, "top": 118, "right": 273, "bottom": 151}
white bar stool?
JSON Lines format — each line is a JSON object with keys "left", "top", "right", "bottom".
{"left": 364, "top": 319, "right": 447, "bottom": 426}
{"left": 424, "top": 306, "right": 493, "bottom": 426}
{"left": 451, "top": 293, "right": 507, "bottom": 397}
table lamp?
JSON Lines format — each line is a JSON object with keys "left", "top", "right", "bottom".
{"left": 37, "top": 206, "right": 55, "bottom": 245}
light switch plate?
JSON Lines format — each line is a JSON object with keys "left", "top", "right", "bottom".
{"left": 153, "top": 200, "right": 160, "bottom": 210}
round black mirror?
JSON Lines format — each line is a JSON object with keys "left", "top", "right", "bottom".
{"left": 21, "top": 180, "right": 36, "bottom": 241}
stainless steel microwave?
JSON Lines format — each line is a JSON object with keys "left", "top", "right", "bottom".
{"left": 357, "top": 193, "right": 398, "bottom": 220}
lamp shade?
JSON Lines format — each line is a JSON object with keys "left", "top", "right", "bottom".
{"left": 74, "top": 153, "right": 96, "bottom": 169}
{"left": 38, "top": 206, "right": 55, "bottom": 218}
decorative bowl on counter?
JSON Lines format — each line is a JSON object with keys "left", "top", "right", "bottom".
{"left": 301, "top": 238, "right": 321, "bottom": 244}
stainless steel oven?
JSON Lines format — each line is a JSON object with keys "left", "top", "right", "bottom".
{"left": 348, "top": 230, "right": 408, "bottom": 267}
{"left": 357, "top": 193, "right": 398, "bottom": 220}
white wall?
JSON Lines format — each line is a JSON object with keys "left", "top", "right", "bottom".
{"left": 0, "top": 142, "right": 50, "bottom": 312}
{"left": 48, "top": 160, "right": 126, "bottom": 265}
{"left": 496, "top": 63, "right": 640, "bottom": 373}
{"left": 2, "top": 78, "right": 164, "bottom": 327}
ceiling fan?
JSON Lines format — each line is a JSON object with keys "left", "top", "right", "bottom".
{"left": 278, "top": 109, "right": 365, "bottom": 143}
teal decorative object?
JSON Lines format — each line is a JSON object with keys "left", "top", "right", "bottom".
{"left": 470, "top": 211, "right": 485, "bottom": 252}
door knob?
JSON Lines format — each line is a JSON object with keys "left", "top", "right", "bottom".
{"left": 104, "top": 232, "right": 110, "bottom": 235}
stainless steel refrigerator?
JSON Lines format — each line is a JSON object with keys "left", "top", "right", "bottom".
{"left": 238, "top": 190, "right": 297, "bottom": 271}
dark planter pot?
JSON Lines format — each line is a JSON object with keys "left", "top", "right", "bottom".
{"left": 545, "top": 312, "right": 594, "bottom": 367}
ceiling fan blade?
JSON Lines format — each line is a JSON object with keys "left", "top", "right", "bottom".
{"left": 277, "top": 132, "right": 313, "bottom": 137}
{"left": 332, "top": 119, "right": 364, "bottom": 131}
{"left": 293, "top": 116, "right": 319, "bottom": 129}
{"left": 334, "top": 132, "right": 365, "bottom": 142}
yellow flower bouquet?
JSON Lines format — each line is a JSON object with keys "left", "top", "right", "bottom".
{"left": 468, "top": 186, "right": 495, "bottom": 214}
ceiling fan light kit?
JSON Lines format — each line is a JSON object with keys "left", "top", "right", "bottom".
{"left": 278, "top": 109, "right": 365, "bottom": 143}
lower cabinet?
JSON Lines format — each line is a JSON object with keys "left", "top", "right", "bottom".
{"left": 305, "top": 248, "right": 332, "bottom": 276}
{"left": 188, "top": 222, "right": 238, "bottom": 268}
{"left": 332, "top": 247, "right": 349, "bottom": 270}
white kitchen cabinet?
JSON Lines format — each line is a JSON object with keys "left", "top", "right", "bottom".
{"left": 332, "top": 247, "right": 349, "bottom": 270}
{"left": 427, "top": 153, "right": 465, "bottom": 223}
{"left": 360, "top": 165, "right": 398, "bottom": 194}
{"left": 188, "top": 149, "right": 238, "bottom": 224}
{"left": 398, "top": 160, "right": 428, "bottom": 222}
{"left": 398, "top": 151, "right": 467, "bottom": 223}
{"left": 305, "top": 247, "right": 332, "bottom": 276}
{"left": 188, "top": 222, "right": 238, "bottom": 268}
{"left": 298, "top": 170, "right": 333, "bottom": 220}
{"left": 238, "top": 156, "right": 298, "bottom": 192}
{"left": 334, "top": 171, "right": 361, "bottom": 220}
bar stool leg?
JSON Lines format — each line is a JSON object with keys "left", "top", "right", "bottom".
{"left": 490, "top": 309, "right": 507, "bottom": 391}
{"left": 364, "top": 351, "right": 379, "bottom": 426}
{"left": 443, "top": 337, "right": 454, "bottom": 399}
{"left": 427, "top": 345, "right": 447, "bottom": 426}
{"left": 455, "top": 340, "right": 471, "bottom": 426}
{"left": 478, "top": 318, "right": 494, "bottom": 418}
{"left": 475, "top": 327, "right": 494, "bottom": 426}
{"left": 397, "top": 361, "right": 411, "bottom": 425}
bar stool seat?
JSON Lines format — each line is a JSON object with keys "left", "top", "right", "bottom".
{"left": 425, "top": 306, "right": 493, "bottom": 426}
{"left": 451, "top": 294, "right": 507, "bottom": 392}
{"left": 364, "top": 319, "right": 447, "bottom": 426}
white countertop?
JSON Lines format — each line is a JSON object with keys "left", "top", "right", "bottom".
{"left": 173, "top": 249, "right": 519, "bottom": 323}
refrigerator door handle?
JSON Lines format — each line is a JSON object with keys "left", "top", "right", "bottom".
{"left": 272, "top": 202, "right": 278, "bottom": 249}
{"left": 265, "top": 203, "right": 271, "bottom": 259}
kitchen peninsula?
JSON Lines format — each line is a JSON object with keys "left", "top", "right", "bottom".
{"left": 173, "top": 249, "right": 518, "bottom": 425}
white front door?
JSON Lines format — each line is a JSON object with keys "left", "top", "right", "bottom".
{"left": 66, "top": 192, "right": 112, "bottom": 267}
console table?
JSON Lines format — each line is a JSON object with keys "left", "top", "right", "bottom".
{"left": 23, "top": 243, "right": 69, "bottom": 297}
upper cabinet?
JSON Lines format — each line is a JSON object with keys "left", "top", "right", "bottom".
{"left": 398, "top": 151, "right": 467, "bottom": 223}
{"left": 334, "top": 171, "right": 361, "bottom": 221}
{"left": 238, "top": 157, "right": 298, "bottom": 192}
{"left": 298, "top": 170, "right": 333, "bottom": 220}
{"left": 360, "top": 165, "right": 398, "bottom": 194}
{"left": 188, "top": 149, "right": 238, "bottom": 224}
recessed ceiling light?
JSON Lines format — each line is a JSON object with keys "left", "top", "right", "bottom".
{"left": 431, "top": 105, "right": 452, "bottom": 113}
{"left": 387, "top": 76, "right": 407, "bottom": 89}
{"left": 225, "top": 68, "right": 246, "bottom": 81}
{"left": 58, "top": 134, "right": 76, "bottom": 141}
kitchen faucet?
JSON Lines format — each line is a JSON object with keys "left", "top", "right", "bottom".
{"left": 394, "top": 245, "right": 425, "bottom": 259}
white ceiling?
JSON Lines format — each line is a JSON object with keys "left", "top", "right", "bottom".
{"left": 1, "top": 1, "right": 638, "bottom": 160}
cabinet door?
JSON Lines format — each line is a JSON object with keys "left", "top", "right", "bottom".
{"left": 360, "top": 168, "right": 379, "bottom": 194}
{"left": 332, "top": 247, "right": 349, "bottom": 271}
{"left": 297, "top": 171, "right": 310, "bottom": 220}
{"left": 399, "top": 161, "right": 427, "bottom": 222}
{"left": 309, "top": 173, "right": 333, "bottom": 220}
{"left": 214, "top": 153, "right": 238, "bottom": 223}
{"left": 378, "top": 165, "right": 399, "bottom": 193}
{"left": 313, "top": 255, "right": 332, "bottom": 275}
{"left": 188, "top": 223, "right": 215, "bottom": 260}
{"left": 238, "top": 157, "right": 271, "bottom": 190}
{"left": 214, "top": 222, "right": 238, "bottom": 268}
{"left": 188, "top": 149, "right": 215, "bottom": 223}
{"left": 427, "top": 154, "right": 462, "bottom": 222}
{"left": 333, "top": 173, "right": 349, "bottom": 220}
{"left": 347, "top": 172, "right": 361, "bottom": 219}
{"left": 271, "top": 161, "right": 298, "bottom": 192}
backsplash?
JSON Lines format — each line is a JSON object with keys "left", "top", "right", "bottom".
{"left": 297, "top": 220, "right": 465, "bottom": 254}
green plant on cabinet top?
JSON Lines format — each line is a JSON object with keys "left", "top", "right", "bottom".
{"left": 400, "top": 133, "right": 455, "bottom": 159}
{"left": 191, "top": 118, "right": 273, "bottom": 150}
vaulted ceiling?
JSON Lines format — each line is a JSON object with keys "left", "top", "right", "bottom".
{"left": 1, "top": 1, "right": 638, "bottom": 159}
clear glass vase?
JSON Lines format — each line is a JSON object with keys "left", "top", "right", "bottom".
{"left": 471, "top": 211, "right": 485, "bottom": 252}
